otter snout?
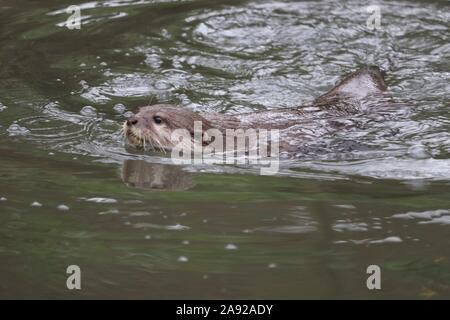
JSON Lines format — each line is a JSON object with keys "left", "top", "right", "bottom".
{"left": 126, "top": 116, "right": 139, "bottom": 126}
{"left": 124, "top": 104, "right": 211, "bottom": 152}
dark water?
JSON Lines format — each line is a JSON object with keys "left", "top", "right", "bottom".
{"left": 0, "top": 0, "right": 449, "bottom": 299}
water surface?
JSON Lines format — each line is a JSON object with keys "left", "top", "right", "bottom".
{"left": 0, "top": 0, "right": 449, "bottom": 299}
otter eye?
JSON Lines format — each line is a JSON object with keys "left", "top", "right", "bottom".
{"left": 153, "top": 116, "right": 162, "bottom": 124}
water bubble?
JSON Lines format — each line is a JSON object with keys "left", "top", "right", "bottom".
{"left": 57, "top": 204, "right": 70, "bottom": 211}
{"left": 145, "top": 235, "right": 152, "bottom": 240}
{"left": 98, "top": 209, "right": 119, "bottom": 215}
{"left": 334, "top": 204, "right": 356, "bottom": 209}
{"left": 182, "top": 240, "right": 190, "bottom": 245}
{"left": 153, "top": 80, "right": 171, "bottom": 90}
{"left": 178, "top": 256, "right": 189, "bottom": 262}
{"left": 80, "top": 63, "right": 86, "bottom": 67}
{"left": 7, "top": 124, "right": 30, "bottom": 136}
{"left": 48, "top": 152, "right": 55, "bottom": 156}
{"left": 31, "top": 201, "right": 42, "bottom": 207}
{"left": 100, "top": 62, "right": 108, "bottom": 66}
{"left": 177, "top": 94, "right": 191, "bottom": 106}
{"left": 113, "top": 103, "right": 126, "bottom": 114}
{"left": 369, "top": 236, "right": 403, "bottom": 244}
{"left": 0, "top": 197, "right": 7, "bottom": 201}
{"left": 0, "top": 103, "right": 8, "bottom": 111}
{"left": 225, "top": 244, "right": 238, "bottom": 250}
{"left": 79, "top": 80, "right": 89, "bottom": 89}
{"left": 166, "top": 224, "right": 190, "bottom": 231}
{"left": 80, "top": 106, "right": 97, "bottom": 117}
{"left": 161, "top": 28, "right": 170, "bottom": 38}
{"left": 408, "top": 145, "right": 431, "bottom": 159}
{"left": 386, "top": 236, "right": 403, "bottom": 243}
{"left": 123, "top": 111, "right": 134, "bottom": 118}
{"left": 129, "top": 211, "right": 150, "bottom": 217}
{"left": 85, "top": 197, "right": 117, "bottom": 204}
{"left": 268, "top": 263, "right": 277, "bottom": 269}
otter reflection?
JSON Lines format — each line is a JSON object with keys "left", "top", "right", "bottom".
{"left": 121, "top": 160, "right": 195, "bottom": 190}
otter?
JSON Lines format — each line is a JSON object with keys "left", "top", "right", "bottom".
{"left": 122, "top": 160, "right": 194, "bottom": 190}
{"left": 123, "top": 66, "right": 388, "bottom": 153}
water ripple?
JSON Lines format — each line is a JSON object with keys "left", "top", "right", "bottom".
{"left": 1, "top": 0, "right": 448, "bottom": 182}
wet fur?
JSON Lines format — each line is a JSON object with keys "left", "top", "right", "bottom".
{"left": 124, "top": 66, "right": 388, "bottom": 151}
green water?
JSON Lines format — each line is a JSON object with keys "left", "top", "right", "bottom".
{"left": 0, "top": 0, "right": 449, "bottom": 299}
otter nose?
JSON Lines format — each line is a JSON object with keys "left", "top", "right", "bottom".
{"left": 126, "top": 117, "right": 139, "bottom": 126}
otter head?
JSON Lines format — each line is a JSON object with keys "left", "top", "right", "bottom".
{"left": 123, "top": 104, "right": 212, "bottom": 152}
